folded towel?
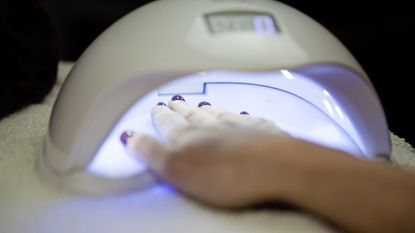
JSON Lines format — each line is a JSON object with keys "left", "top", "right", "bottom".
{"left": 1, "top": 62, "right": 414, "bottom": 233}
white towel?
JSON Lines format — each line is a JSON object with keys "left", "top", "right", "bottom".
{"left": 1, "top": 62, "right": 414, "bottom": 233}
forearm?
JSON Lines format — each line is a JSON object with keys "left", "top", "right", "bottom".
{"left": 274, "top": 140, "right": 415, "bottom": 233}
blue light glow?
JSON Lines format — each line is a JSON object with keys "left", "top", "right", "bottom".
{"left": 88, "top": 69, "right": 363, "bottom": 178}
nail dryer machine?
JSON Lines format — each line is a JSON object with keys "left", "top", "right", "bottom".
{"left": 39, "top": 0, "right": 391, "bottom": 194}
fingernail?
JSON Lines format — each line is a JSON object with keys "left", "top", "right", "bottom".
{"left": 171, "top": 95, "right": 185, "bottom": 101}
{"left": 157, "top": 102, "right": 167, "bottom": 106}
{"left": 120, "top": 131, "right": 134, "bottom": 145}
{"left": 240, "top": 111, "right": 250, "bottom": 115}
{"left": 198, "top": 101, "right": 211, "bottom": 107}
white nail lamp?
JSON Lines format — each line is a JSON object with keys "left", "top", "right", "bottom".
{"left": 38, "top": 0, "right": 391, "bottom": 195}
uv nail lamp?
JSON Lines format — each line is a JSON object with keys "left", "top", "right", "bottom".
{"left": 39, "top": 0, "right": 391, "bottom": 194}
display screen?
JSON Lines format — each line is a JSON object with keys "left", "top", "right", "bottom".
{"left": 206, "top": 12, "right": 278, "bottom": 35}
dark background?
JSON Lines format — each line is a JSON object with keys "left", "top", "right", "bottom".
{"left": 39, "top": 0, "right": 414, "bottom": 146}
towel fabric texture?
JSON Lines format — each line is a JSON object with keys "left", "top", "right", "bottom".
{"left": 1, "top": 62, "right": 414, "bottom": 233}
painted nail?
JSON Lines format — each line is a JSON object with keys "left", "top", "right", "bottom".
{"left": 171, "top": 95, "right": 185, "bottom": 101}
{"left": 120, "top": 131, "right": 134, "bottom": 145}
{"left": 240, "top": 111, "right": 250, "bottom": 115}
{"left": 198, "top": 101, "right": 211, "bottom": 107}
{"left": 157, "top": 102, "right": 167, "bottom": 106}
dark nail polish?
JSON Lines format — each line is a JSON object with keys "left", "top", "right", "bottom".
{"left": 240, "top": 111, "right": 249, "bottom": 115}
{"left": 198, "top": 101, "right": 211, "bottom": 107}
{"left": 171, "top": 95, "right": 185, "bottom": 101}
{"left": 157, "top": 102, "right": 167, "bottom": 106}
{"left": 120, "top": 131, "right": 134, "bottom": 145}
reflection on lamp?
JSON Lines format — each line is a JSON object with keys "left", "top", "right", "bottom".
{"left": 323, "top": 99, "right": 334, "bottom": 115}
{"left": 335, "top": 105, "right": 345, "bottom": 120}
{"left": 281, "top": 69, "right": 295, "bottom": 79}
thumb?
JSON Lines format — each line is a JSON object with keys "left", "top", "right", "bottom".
{"left": 123, "top": 131, "right": 171, "bottom": 173}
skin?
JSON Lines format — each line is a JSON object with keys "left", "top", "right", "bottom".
{"left": 125, "top": 99, "right": 415, "bottom": 233}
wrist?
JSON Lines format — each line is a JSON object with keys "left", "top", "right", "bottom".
{"left": 261, "top": 137, "right": 356, "bottom": 204}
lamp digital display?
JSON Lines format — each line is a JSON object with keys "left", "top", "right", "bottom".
{"left": 206, "top": 12, "right": 278, "bottom": 35}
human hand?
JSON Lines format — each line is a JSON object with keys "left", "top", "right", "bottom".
{"left": 123, "top": 95, "right": 310, "bottom": 207}
{"left": 123, "top": 95, "right": 415, "bottom": 233}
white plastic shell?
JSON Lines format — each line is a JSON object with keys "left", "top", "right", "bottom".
{"left": 39, "top": 0, "right": 390, "bottom": 194}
